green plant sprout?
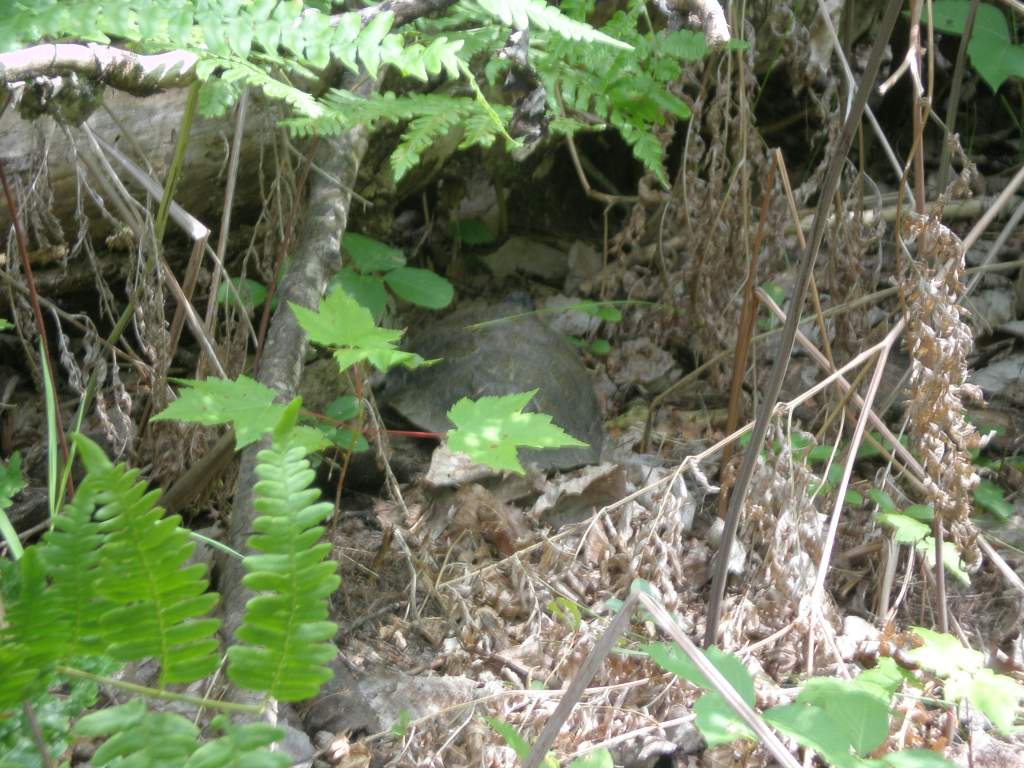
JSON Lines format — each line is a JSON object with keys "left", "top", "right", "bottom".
{"left": 773, "top": 429, "right": 1022, "bottom": 584}
{"left": 332, "top": 232, "right": 455, "bottom": 320}
{"left": 486, "top": 715, "right": 614, "bottom": 768}
{"left": 867, "top": 489, "right": 969, "bottom": 585}
{"left": 642, "top": 631, "right": 1019, "bottom": 767}
{"left": 926, "top": 1, "right": 1024, "bottom": 92}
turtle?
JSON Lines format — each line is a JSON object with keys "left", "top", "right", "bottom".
{"left": 381, "top": 301, "right": 605, "bottom": 470}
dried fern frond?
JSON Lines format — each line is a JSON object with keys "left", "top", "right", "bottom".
{"left": 899, "top": 212, "right": 981, "bottom": 565}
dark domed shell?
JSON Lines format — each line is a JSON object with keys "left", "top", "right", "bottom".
{"left": 382, "top": 303, "right": 604, "bottom": 470}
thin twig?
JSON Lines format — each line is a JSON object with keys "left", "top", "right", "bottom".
{"left": 638, "top": 592, "right": 803, "bottom": 768}
{"left": 197, "top": 88, "right": 250, "bottom": 378}
{"left": 0, "top": 163, "right": 70, "bottom": 468}
{"left": 522, "top": 592, "right": 641, "bottom": 768}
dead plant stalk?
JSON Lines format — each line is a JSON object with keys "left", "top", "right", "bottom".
{"left": 704, "top": 0, "right": 906, "bottom": 646}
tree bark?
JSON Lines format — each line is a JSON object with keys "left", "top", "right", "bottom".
{"left": 0, "top": 89, "right": 271, "bottom": 246}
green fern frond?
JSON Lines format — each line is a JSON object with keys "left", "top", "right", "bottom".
{"left": 226, "top": 401, "right": 340, "bottom": 702}
{"left": 183, "top": 715, "right": 288, "bottom": 768}
{"left": 39, "top": 483, "right": 112, "bottom": 656}
{"left": 73, "top": 701, "right": 287, "bottom": 767}
{"left": 524, "top": 12, "right": 704, "bottom": 183}
{"left": 297, "top": 89, "right": 511, "bottom": 180}
{"left": 73, "top": 434, "right": 221, "bottom": 686}
{"left": 72, "top": 699, "right": 201, "bottom": 766}
{"left": 0, "top": 641, "right": 43, "bottom": 709}
{"left": 466, "top": 0, "right": 631, "bottom": 49}
{"left": 0, "top": 550, "right": 64, "bottom": 707}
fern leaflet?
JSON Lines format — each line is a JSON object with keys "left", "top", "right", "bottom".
{"left": 40, "top": 480, "right": 112, "bottom": 656}
{"left": 0, "top": 549, "right": 65, "bottom": 707}
{"left": 465, "top": 0, "right": 631, "bottom": 49}
{"left": 74, "top": 434, "right": 221, "bottom": 686}
{"left": 226, "top": 400, "right": 340, "bottom": 702}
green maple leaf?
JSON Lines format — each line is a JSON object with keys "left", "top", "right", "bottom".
{"left": 290, "top": 289, "right": 429, "bottom": 373}
{"left": 961, "top": 668, "right": 1024, "bottom": 735}
{"left": 445, "top": 389, "right": 587, "bottom": 474}
{"left": 906, "top": 627, "right": 985, "bottom": 677}
{"left": 152, "top": 376, "right": 285, "bottom": 449}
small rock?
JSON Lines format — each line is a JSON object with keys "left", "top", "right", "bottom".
{"left": 972, "top": 353, "right": 1024, "bottom": 398}
{"left": 538, "top": 293, "right": 602, "bottom": 336}
{"left": 707, "top": 517, "right": 746, "bottom": 575}
{"left": 607, "top": 338, "right": 680, "bottom": 393}
{"left": 275, "top": 722, "right": 315, "bottom": 767}
{"left": 424, "top": 444, "right": 500, "bottom": 487}
{"left": 969, "top": 287, "right": 1014, "bottom": 330}
{"left": 483, "top": 236, "right": 568, "bottom": 282}
{"left": 564, "top": 241, "right": 602, "bottom": 294}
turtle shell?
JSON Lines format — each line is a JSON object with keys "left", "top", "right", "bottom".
{"left": 382, "top": 302, "right": 604, "bottom": 470}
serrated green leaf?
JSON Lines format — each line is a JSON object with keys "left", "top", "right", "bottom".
{"left": 648, "top": 643, "right": 755, "bottom": 705}
{"left": 907, "top": 628, "right": 985, "bottom": 677}
{"left": 868, "top": 487, "right": 897, "bottom": 513}
{"left": 902, "top": 504, "right": 935, "bottom": 521}
{"left": 1, "top": 450, "right": 26, "bottom": 509}
{"left": 321, "top": 427, "right": 369, "bottom": 454}
{"left": 0, "top": 318, "right": 12, "bottom": 330}
{"left": 916, "top": 537, "right": 970, "bottom": 585}
{"left": 153, "top": 376, "right": 283, "bottom": 449}
{"left": 290, "top": 289, "right": 429, "bottom": 373}
{"left": 962, "top": 667, "right": 1024, "bottom": 735}
{"left": 324, "top": 396, "right": 359, "bottom": 422}
{"left": 969, "top": 37, "right": 1024, "bottom": 91}
{"left": 927, "top": 1, "right": 1024, "bottom": 91}
{"left": 383, "top": 267, "right": 455, "bottom": 309}
{"left": 0, "top": 450, "right": 25, "bottom": 558}
{"left": 855, "top": 657, "right": 910, "bottom": 699}
{"left": 446, "top": 390, "right": 587, "bottom": 474}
